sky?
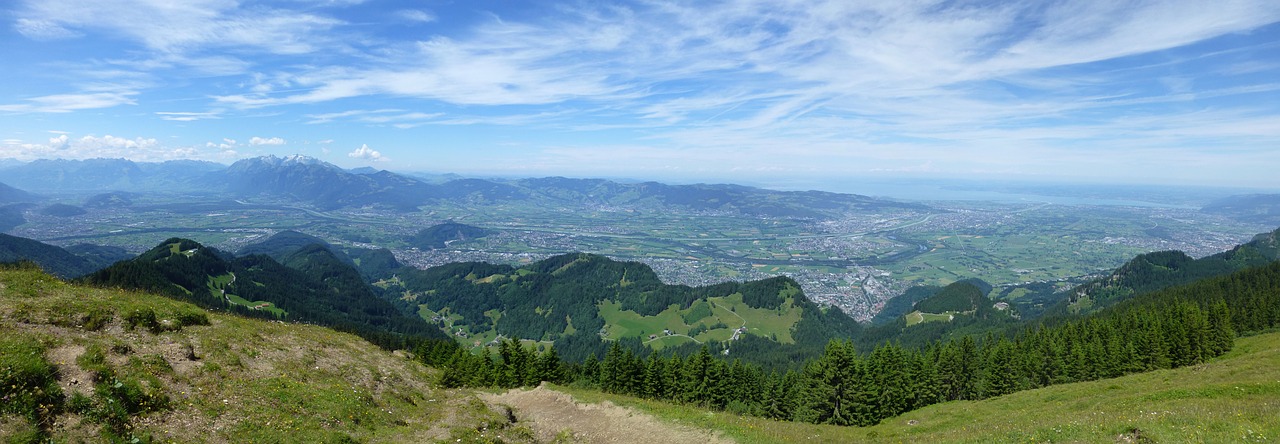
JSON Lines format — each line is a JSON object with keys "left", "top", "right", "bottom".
{"left": 1, "top": 0, "right": 1279, "bottom": 189}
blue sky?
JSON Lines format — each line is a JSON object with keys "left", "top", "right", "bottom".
{"left": 2, "top": 0, "right": 1279, "bottom": 189}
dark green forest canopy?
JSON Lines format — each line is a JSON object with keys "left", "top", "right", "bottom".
{"left": 426, "top": 253, "right": 1280, "bottom": 429}
{"left": 406, "top": 222, "right": 492, "bottom": 250}
{"left": 84, "top": 238, "right": 451, "bottom": 350}
{"left": 395, "top": 252, "right": 862, "bottom": 363}
{"left": 1050, "top": 227, "right": 1280, "bottom": 317}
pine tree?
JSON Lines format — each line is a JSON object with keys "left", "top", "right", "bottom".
{"left": 536, "top": 346, "right": 564, "bottom": 384}
{"left": 600, "top": 341, "right": 624, "bottom": 393}
{"left": 642, "top": 353, "right": 667, "bottom": 399}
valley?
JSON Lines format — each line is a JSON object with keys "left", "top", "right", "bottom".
{"left": 8, "top": 185, "right": 1266, "bottom": 322}
{"left": 3, "top": 157, "right": 1279, "bottom": 442}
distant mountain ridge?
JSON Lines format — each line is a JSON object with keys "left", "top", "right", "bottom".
{"left": 2, "top": 156, "right": 923, "bottom": 217}
{"left": 0, "top": 182, "right": 37, "bottom": 203}
{"left": 216, "top": 155, "right": 435, "bottom": 210}
{"left": 1202, "top": 194, "right": 1280, "bottom": 225}
{"left": 0, "top": 158, "right": 223, "bottom": 192}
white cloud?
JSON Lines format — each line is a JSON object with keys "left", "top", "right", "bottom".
{"left": 14, "top": 18, "right": 78, "bottom": 40}
{"left": 0, "top": 91, "right": 136, "bottom": 113}
{"left": 7, "top": 0, "right": 1280, "bottom": 186}
{"left": 305, "top": 109, "right": 443, "bottom": 127}
{"left": 206, "top": 138, "right": 237, "bottom": 151}
{"left": 0, "top": 134, "right": 239, "bottom": 162}
{"left": 249, "top": 136, "right": 286, "bottom": 146}
{"left": 347, "top": 144, "right": 385, "bottom": 161}
{"left": 156, "top": 111, "right": 222, "bottom": 121}
{"left": 48, "top": 134, "right": 70, "bottom": 149}
{"left": 17, "top": 0, "right": 344, "bottom": 54}
{"left": 397, "top": 9, "right": 435, "bottom": 23}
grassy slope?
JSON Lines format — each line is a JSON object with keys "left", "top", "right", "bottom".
{"left": 558, "top": 330, "right": 1280, "bottom": 443}
{"left": 596, "top": 293, "right": 802, "bottom": 350}
{"left": 0, "top": 268, "right": 534, "bottom": 443}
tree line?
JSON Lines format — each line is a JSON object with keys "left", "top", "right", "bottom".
{"left": 420, "top": 259, "right": 1280, "bottom": 427}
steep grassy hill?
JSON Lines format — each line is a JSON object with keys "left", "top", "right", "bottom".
{"left": 0, "top": 265, "right": 537, "bottom": 443}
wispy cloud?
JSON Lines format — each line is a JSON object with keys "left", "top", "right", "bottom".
{"left": 397, "top": 9, "right": 436, "bottom": 23}
{"left": 5, "top": 0, "right": 1280, "bottom": 185}
{"left": 0, "top": 91, "right": 136, "bottom": 113}
{"left": 156, "top": 111, "right": 221, "bottom": 122}
{"left": 14, "top": 0, "right": 344, "bottom": 55}
{"left": 304, "top": 109, "right": 442, "bottom": 127}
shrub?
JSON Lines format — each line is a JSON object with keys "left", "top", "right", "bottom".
{"left": 174, "top": 308, "right": 210, "bottom": 328}
{"left": 124, "top": 308, "right": 160, "bottom": 333}
{"left": 82, "top": 307, "right": 114, "bottom": 331}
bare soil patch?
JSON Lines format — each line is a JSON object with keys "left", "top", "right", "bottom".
{"left": 482, "top": 384, "right": 733, "bottom": 444}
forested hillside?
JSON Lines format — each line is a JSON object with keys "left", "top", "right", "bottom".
{"left": 428, "top": 258, "right": 1279, "bottom": 429}
{"left": 83, "top": 238, "right": 451, "bottom": 350}
{"left": 406, "top": 222, "right": 492, "bottom": 250}
{"left": 392, "top": 253, "right": 862, "bottom": 363}
{"left": 1059, "top": 227, "right": 1280, "bottom": 315}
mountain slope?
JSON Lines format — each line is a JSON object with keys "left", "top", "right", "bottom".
{"left": 545, "top": 329, "right": 1280, "bottom": 443}
{"left": 0, "top": 158, "right": 221, "bottom": 192}
{"left": 516, "top": 177, "right": 924, "bottom": 218}
{"left": 392, "top": 252, "right": 862, "bottom": 364}
{"left": 0, "top": 233, "right": 100, "bottom": 278}
{"left": 1202, "top": 193, "right": 1280, "bottom": 225}
{"left": 83, "top": 238, "right": 449, "bottom": 349}
{"left": 216, "top": 155, "right": 434, "bottom": 210}
{"left": 0, "top": 265, "right": 534, "bottom": 443}
{"left": 1060, "top": 227, "right": 1280, "bottom": 315}
{"left": 407, "top": 222, "right": 492, "bottom": 250}
{"left": 236, "top": 229, "right": 341, "bottom": 260}
{"left": 63, "top": 243, "right": 134, "bottom": 269}
{"left": 0, "top": 182, "right": 37, "bottom": 203}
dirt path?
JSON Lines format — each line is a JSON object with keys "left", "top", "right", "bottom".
{"left": 481, "top": 385, "right": 734, "bottom": 444}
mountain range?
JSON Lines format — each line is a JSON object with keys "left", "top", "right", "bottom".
{"left": 0, "top": 155, "right": 922, "bottom": 217}
{"left": 3, "top": 156, "right": 1280, "bottom": 222}
{"left": 1202, "top": 193, "right": 1280, "bottom": 225}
